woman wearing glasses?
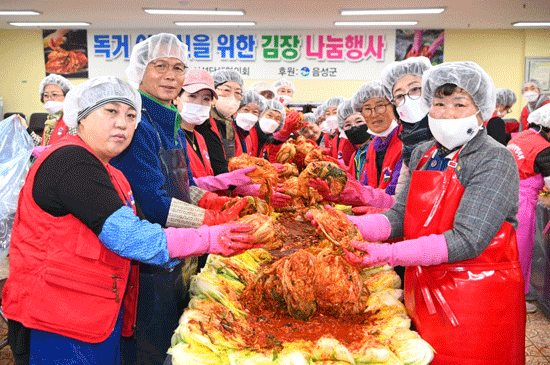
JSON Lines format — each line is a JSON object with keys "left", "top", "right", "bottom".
{"left": 381, "top": 57, "right": 433, "bottom": 196}
{"left": 350, "top": 80, "right": 403, "bottom": 196}
{"left": 20, "top": 74, "right": 75, "bottom": 146}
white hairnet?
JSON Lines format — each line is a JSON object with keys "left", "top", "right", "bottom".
{"left": 273, "top": 78, "right": 296, "bottom": 93}
{"left": 323, "top": 96, "right": 346, "bottom": 111}
{"left": 495, "top": 88, "right": 517, "bottom": 108}
{"left": 337, "top": 99, "right": 356, "bottom": 129}
{"left": 314, "top": 104, "right": 326, "bottom": 120}
{"left": 39, "top": 74, "right": 74, "bottom": 95}
{"left": 262, "top": 99, "right": 286, "bottom": 132}
{"left": 63, "top": 76, "right": 142, "bottom": 129}
{"left": 380, "top": 56, "right": 432, "bottom": 100}
{"left": 303, "top": 112, "right": 316, "bottom": 124}
{"left": 527, "top": 103, "right": 550, "bottom": 128}
{"left": 421, "top": 61, "right": 496, "bottom": 121}
{"left": 126, "top": 33, "right": 189, "bottom": 88}
{"left": 239, "top": 90, "right": 267, "bottom": 115}
{"left": 351, "top": 80, "right": 387, "bottom": 112}
{"left": 250, "top": 81, "right": 277, "bottom": 96}
{"left": 522, "top": 79, "right": 543, "bottom": 93}
{"left": 212, "top": 69, "right": 244, "bottom": 90}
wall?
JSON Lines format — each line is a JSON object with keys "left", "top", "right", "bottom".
{"left": 1, "top": 28, "right": 550, "bottom": 120}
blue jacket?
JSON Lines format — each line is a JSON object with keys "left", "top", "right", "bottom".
{"left": 111, "top": 92, "right": 196, "bottom": 227}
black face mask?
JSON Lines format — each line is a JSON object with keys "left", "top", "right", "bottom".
{"left": 345, "top": 124, "right": 370, "bottom": 145}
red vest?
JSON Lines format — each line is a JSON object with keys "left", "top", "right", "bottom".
{"left": 42, "top": 117, "right": 69, "bottom": 146}
{"left": 364, "top": 131, "right": 403, "bottom": 190}
{"left": 247, "top": 127, "right": 261, "bottom": 157}
{"left": 337, "top": 137, "right": 355, "bottom": 166}
{"left": 2, "top": 135, "right": 139, "bottom": 343}
{"left": 521, "top": 100, "right": 550, "bottom": 131}
{"left": 186, "top": 130, "right": 214, "bottom": 178}
{"left": 508, "top": 129, "right": 550, "bottom": 180}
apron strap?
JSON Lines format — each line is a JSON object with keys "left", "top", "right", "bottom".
{"left": 423, "top": 149, "right": 461, "bottom": 228}
{"left": 416, "top": 266, "right": 460, "bottom": 327}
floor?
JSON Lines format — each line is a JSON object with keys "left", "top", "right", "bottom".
{"left": 0, "top": 256, "right": 549, "bottom": 364}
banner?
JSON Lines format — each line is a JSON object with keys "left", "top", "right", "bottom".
{"left": 87, "top": 29, "right": 444, "bottom": 81}
{"left": 43, "top": 29, "right": 89, "bottom": 78}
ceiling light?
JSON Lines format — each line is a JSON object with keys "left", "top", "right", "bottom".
{"left": 0, "top": 10, "right": 40, "bottom": 15}
{"left": 335, "top": 21, "right": 418, "bottom": 26}
{"left": 341, "top": 8, "right": 445, "bottom": 16}
{"left": 175, "top": 21, "right": 255, "bottom": 26}
{"left": 512, "top": 22, "right": 550, "bottom": 27}
{"left": 145, "top": 9, "right": 244, "bottom": 16}
{"left": 10, "top": 22, "right": 90, "bottom": 27}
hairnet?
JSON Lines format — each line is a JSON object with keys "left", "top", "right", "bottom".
{"left": 380, "top": 56, "right": 432, "bottom": 100}
{"left": 421, "top": 61, "right": 496, "bottom": 121}
{"left": 495, "top": 88, "right": 517, "bottom": 108}
{"left": 323, "top": 96, "right": 346, "bottom": 111}
{"left": 239, "top": 90, "right": 267, "bottom": 115}
{"left": 126, "top": 33, "right": 189, "bottom": 88}
{"left": 262, "top": 99, "right": 286, "bottom": 132}
{"left": 63, "top": 76, "right": 142, "bottom": 129}
{"left": 522, "top": 79, "right": 543, "bottom": 93}
{"left": 337, "top": 99, "right": 356, "bottom": 129}
{"left": 527, "top": 103, "right": 550, "bottom": 128}
{"left": 351, "top": 80, "right": 387, "bottom": 112}
{"left": 249, "top": 81, "right": 277, "bottom": 96}
{"left": 212, "top": 69, "right": 244, "bottom": 90}
{"left": 273, "top": 78, "right": 296, "bottom": 93}
{"left": 303, "top": 112, "right": 316, "bottom": 124}
{"left": 39, "top": 74, "right": 74, "bottom": 95}
{"left": 314, "top": 104, "right": 326, "bottom": 120}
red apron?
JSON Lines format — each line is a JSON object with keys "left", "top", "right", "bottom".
{"left": 403, "top": 146, "right": 525, "bottom": 365}
{"left": 186, "top": 130, "right": 214, "bottom": 178}
{"left": 43, "top": 117, "right": 69, "bottom": 146}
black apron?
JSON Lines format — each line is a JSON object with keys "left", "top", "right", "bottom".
{"left": 122, "top": 110, "right": 198, "bottom": 365}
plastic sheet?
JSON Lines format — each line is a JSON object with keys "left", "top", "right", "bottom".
{"left": 0, "top": 115, "right": 33, "bottom": 261}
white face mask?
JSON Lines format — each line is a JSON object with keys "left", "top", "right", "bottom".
{"left": 524, "top": 91, "right": 539, "bottom": 103}
{"left": 396, "top": 96, "right": 430, "bottom": 124}
{"left": 259, "top": 117, "right": 280, "bottom": 134}
{"left": 325, "top": 115, "right": 339, "bottom": 133}
{"left": 215, "top": 95, "right": 240, "bottom": 118}
{"left": 235, "top": 113, "right": 258, "bottom": 131}
{"left": 44, "top": 100, "right": 64, "bottom": 115}
{"left": 428, "top": 112, "right": 481, "bottom": 150}
{"left": 278, "top": 94, "right": 292, "bottom": 106}
{"left": 178, "top": 102, "right": 211, "bottom": 126}
{"left": 368, "top": 120, "right": 398, "bottom": 138}
{"left": 319, "top": 120, "right": 331, "bottom": 134}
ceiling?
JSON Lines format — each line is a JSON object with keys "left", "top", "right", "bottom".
{"left": 0, "top": 0, "right": 549, "bottom": 30}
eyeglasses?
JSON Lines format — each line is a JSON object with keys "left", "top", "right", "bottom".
{"left": 393, "top": 86, "right": 422, "bottom": 106}
{"left": 505, "top": 107, "right": 513, "bottom": 113}
{"left": 150, "top": 60, "right": 186, "bottom": 77}
{"left": 362, "top": 102, "right": 392, "bottom": 117}
{"left": 216, "top": 85, "right": 243, "bottom": 99}
{"left": 43, "top": 92, "right": 63, "bottom": 101}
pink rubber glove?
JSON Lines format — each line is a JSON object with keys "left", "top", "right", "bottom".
{"left": 32, "top": 146, "right": 48, "bottom": 159}
{"left": 165, "top": 223, "right": 261, "bottom": 257}
{"left": 271, "top": 190, "right": 291, "bottom": 208}
{"left": 194, "top": 166, "right": 256, "bottom": 191}
{"left": 307, "top": 178, "right": 394, "bottom": 209}
{"left": 346, "top": 213, "right": 392, "bottom": 243}
{"left": 233, "top": 183, "right": 261, "bottom": 197}
{"left": 343, "top": 234, "right": 449, "bottom": 267}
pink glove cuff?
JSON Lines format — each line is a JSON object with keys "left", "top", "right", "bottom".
{"left": 347, "top": 213, "right": 391, "bottom": 242}
{"left": 165, "top": 226, "right": 210, "bottom": 258}
{"left": 391, "top": 234, "right": 448, "bottom": 267}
